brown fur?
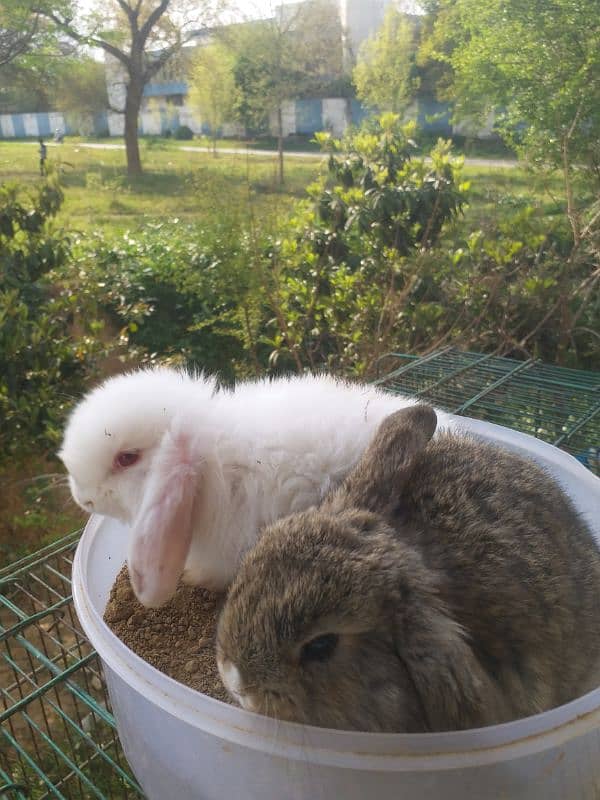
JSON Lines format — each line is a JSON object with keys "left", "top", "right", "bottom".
{"left": 217, "top": 406, "right": 600, "bottom": 732}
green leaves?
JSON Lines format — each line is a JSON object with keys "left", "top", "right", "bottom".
{"left": 0, "top": 177, "right": 101, "bottom": 456}
{"left": 70, "top": 219, "right": 267, "bottom": 381}
{"left": 353, "top": 8, "right": 420, "bottom": 114}
{"left": 188, "top": 42, "right": 237, "bottom": 145}
{"left": 429, "top": 0, "right": 600, "bottom": 175}
{"left": 315, "top": 117, "right": 465, "bottom": 255}
{"left": 265, "top": 116, "right": 467, "bottom": 373}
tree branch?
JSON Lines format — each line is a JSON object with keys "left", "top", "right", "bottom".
{"left": 114, "top": 0, "right": 139, "bottom": 36}
{"left": 561, "top": 100, "right": 583, "bottom": 246}
{"left": 93, "top": 38, "right": 131, "bottom": 68}
{"left": 0, "top": 14, "right": 39, "bottom": 68}
{"left": 114, "top": 0, "right": 134, "bottom": 21}
{"left": 35, "top": 8, "right": 131, "bottom": 68}
{"left": 139, "top": 0, "right": 171, "bottom": 46}
{"left": 142, "top": 38, "right": 180, "bottom": 82}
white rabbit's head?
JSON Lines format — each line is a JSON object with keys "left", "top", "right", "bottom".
{"left": 60, "top": 367, "right": 218, "bottom": 606}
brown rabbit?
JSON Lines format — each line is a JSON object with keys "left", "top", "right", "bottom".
{"left": 216, "top": 405, "right": 600, "bottom": 733}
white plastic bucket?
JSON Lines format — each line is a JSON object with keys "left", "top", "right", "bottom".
{"left": 72, "top": 416, "right": 600, "bottom": 800}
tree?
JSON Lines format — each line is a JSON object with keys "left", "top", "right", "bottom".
{"left": 353, "top": 7, "right": 419, "bottom": 114}
{"left": 426, "top": 0, "right": 600, "bottom": 242}
{"left": 51, "top": 57, "right": 108, "bottom": 133}
{"left": 232, "top": 0, "right": 344, "bottom": 184}
{"left": 0, "top": 0, "right": 74, "bottom": 111}
{"left": 425, "top": 0, "right": 600, "bottom": 363}
{"left": 38, "top": 0, "right": 222, "bottom": 175}
{"left": 0, "top": 61, "right": 52, "bottom": 112}
{"left": 188, "top": 41, "right": 237, "bottom": 154}
{"left": 0, "top": 0, "right": 41, "bottom": 67}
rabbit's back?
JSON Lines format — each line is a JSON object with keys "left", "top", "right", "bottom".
{"left": 211, "top": 375, "right": 446, "bottom": 516}
{"left": 396, "top": 434, "right": 600, "bottom": 710}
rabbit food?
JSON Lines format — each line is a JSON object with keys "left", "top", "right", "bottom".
{"left": 104, "top": 565, "right": 230, "bottom": 703}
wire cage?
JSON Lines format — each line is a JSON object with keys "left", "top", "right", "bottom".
{"left": 376, "top": 347, "right": 600, "bottom": 475}
{"left": 1, "top": 348, "right": 599, "bottom": 799}
{"left": 0, "top": 533, "right": 143, "bottom": 799}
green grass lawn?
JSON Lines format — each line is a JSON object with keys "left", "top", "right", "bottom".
{"left": 0, "top": 139, "right": 325, "bottom": 234}
{"left": 0, "top": 138, "right": 562, "bottom": 238}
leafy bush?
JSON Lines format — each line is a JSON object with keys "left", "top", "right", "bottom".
{"left": 0, "top": 176, "right": 101, "bottom": 457}
{"left": 437, "top": 207, "right": 600, "bottom": 368}
{"left": 264, "top": 114, "right": 468, "bottom": 373}
{"left": 72, "top": 220, "right": 269, "bottom": 381}
{"left": 68, "top": 115, "right": 598, "bottom": 383}
{"left": 369, "top": 205, "right": 598, "bottom": 369}
{"left": 174, "top": 125, "right": 194, "bottom": 140}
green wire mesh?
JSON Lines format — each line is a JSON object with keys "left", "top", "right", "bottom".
{"left": 376, "top": 347, "right": 600, "bottom": 475}
{"left": 0, "top": 532, "right": 143, "bottom": 800}
{"left": 1, "top": 348, "right": 599, "bottom": 799}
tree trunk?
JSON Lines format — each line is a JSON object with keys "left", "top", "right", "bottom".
{"left": 344, "top": 96, "right": 352, "bottom": 135}
{"left": 277, "top": 104, "right": 284, "bottom": 186}
{"left": 124, "top": 79, "right": 143, "bottom": 176}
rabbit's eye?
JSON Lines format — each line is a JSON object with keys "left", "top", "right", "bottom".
{"left": 300, "top": 633, "right": 338, "bottom": 664}
{"left": 115, "top": 451, "right": 140, "bottom": 469}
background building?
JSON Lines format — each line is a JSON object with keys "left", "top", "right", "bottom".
{"left": 0, "top": 0, "right": 496, "bottom": 140}
{"left": 103, "top": 0, "right": 394, "bottom": 137}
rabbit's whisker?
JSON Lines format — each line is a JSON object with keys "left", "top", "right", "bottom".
{"left": 13, "top": 472, "right": 69, "bottom": 487}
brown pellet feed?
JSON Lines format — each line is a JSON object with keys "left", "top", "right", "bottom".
{"left": 103, "top": 565, "right": 233, "bottom": 704}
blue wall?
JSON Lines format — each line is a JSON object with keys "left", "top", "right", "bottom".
{"left": 144, "top": 81, "right": 188, "bottom": 97}
{"left": 36, "top": 113, "right": 52, "bottom": 137}
{"left": 417, "top": 98, "right": 453, "bottom": 137}
{"left": 11, "top": 115, "right": 26, "bottom": 137}
{"left": 295, "top": 99, "right": 323, "bottom": 134}
{"left": 0, "top": 111, "right": 109, "bottom": 139}
{"left": 1, "top": 100, "right": 462, "bottom": 140}
{"left": 350, "top": 99, "right": 369, "bottom": 127}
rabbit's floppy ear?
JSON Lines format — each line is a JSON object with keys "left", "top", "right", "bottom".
{"left": 395, "top": 596, "right": 501, "bottom": 731}
{"left": 333, "top": 404, "right": 437, "bottom": 513}
{"left": 128, "top": 424, "right": 200, "bottom": 608}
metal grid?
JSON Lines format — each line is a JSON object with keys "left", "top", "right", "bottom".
{"left": 0, "top": 532, "right": 143, "bottom": 800}
{"left": 1, "top": 348, "right": 599, "bottom": 799}
{"left": 377, "top": 347, "right": 600, "bottom": 475}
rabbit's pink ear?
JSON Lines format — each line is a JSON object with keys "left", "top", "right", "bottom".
{"left": 128, "top": 428, "right": 198, "bottom": 608}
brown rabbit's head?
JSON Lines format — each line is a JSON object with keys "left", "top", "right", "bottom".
{"left": 217, "top": 406, "right": 497, "bottom": 732}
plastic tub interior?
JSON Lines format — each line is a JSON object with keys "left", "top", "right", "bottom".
{"left": 72, "top": 415, "right": 600, "bottom": 800}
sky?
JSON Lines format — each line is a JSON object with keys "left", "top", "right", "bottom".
{"left": 79, "top": 1, "right": 421, "bottom": 28}
{"left": 77, "top": 0, "right": 304, "bottom": 23}
{"left": 230, "top": 0, "right": 299, "bottom": 19}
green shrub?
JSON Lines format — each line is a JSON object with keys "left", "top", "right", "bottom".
{"left": 264, "top": 114, "right": 468, "bottom": 373}
{"left": 69, "top": 115, "right": 598, "bottom": 382}
{"left": 263, "top": 115, "right": 599, "bottom": 373}
{"left": 72, "top": 220, "right": 270, "bottom": 381}
{"left": 426, "top": 207, "right": 600, "bottom": 369}
{"left": 174, "top": 125, "right": 194, "bottom": 140}
{"left": 0, "top": 176, "right": 102, "bottom": 457}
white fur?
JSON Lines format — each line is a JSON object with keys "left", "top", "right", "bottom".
{"left": 60, "top": 368, "right": 451, "bottom": 601}
{"left": 218, "top": 658, "right": 252, "bottom": 709}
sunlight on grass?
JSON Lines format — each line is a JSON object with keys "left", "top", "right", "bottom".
{"left": 0, "top": 141, "right": 325, "bottom": 234}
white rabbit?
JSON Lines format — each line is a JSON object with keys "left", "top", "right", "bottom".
{"left": 59, "top": 368, "right": 450, "bottom": 607}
